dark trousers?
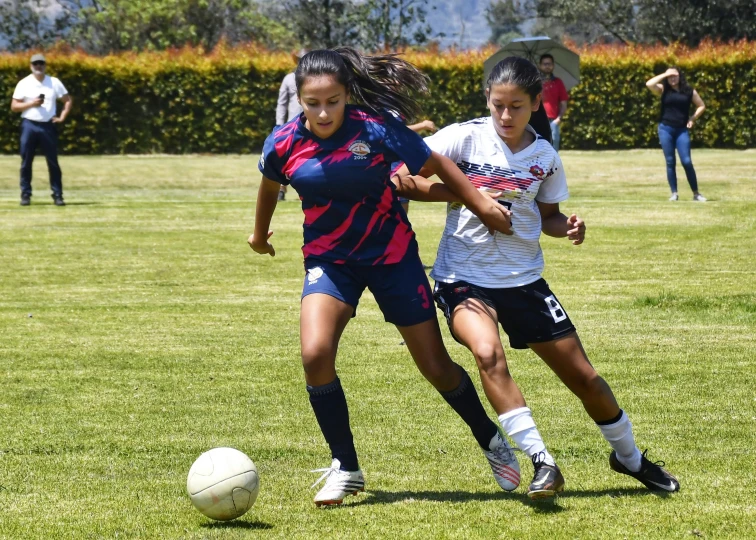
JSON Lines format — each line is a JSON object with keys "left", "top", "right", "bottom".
{"left": 658, "top": 123, "right": 698, "bottom": 193}
{"left": 20, "top": 119, "right": 62, "bottom": 198}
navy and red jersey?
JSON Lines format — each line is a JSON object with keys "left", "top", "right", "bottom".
{"left": 258, "top": 105, "right": 431, "bottom": 265}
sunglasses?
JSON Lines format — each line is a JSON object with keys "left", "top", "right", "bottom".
{"left": 32, "top": 61, "right": 46, "bottom": 66}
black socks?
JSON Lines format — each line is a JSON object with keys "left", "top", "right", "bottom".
{"left": 440, "top": 368, "right": 498, "bottom": 451}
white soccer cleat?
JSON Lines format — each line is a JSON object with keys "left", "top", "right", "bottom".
{"left": 311, "top": 458, "right": 365, "bottom": 506}
{"left": 484, "top": 432, "right": 520, "bottom": 491}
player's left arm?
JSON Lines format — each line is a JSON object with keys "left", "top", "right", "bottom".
{"left": 687, "top": 90, "right": 705, "bottom": 129}
{"left": 537, "top": 201, "right": 585, "bottom": 245}
{"left": 406, "top": 119, "right": 437, "bottom": 134}
{"left": 52, "top": 94, "right": 72, "bottom": 123}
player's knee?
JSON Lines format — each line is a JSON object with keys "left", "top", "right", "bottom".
{"left": 417, "top": 354, "right": 458, "bottom": 389}
{"left": 573, "top": 373, "right": 609, "bottom": 400}
{"left": 300, "top": 341, "right": 335, "bottom": 375}
{"left": 470, "top": 341, "right": 506, "bottom": 375}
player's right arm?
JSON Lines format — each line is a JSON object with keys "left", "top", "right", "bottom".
{"left": 248, "top": 177, "right": 280, "bottom": 256}
{"left": 392, "top": 173, "right": 501, "bottom": 204}
{"left": 645, "top": 69, "right": 675, "bottom": 96}
{"left": 11, "top": 97, "right": 43, "bottom": 112}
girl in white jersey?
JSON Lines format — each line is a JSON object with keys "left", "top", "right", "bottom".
{"left": 393, "top": 56, "right": 679, "bottom": 497}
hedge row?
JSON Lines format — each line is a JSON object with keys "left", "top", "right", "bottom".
{"left": 1, "top": 41, "right": 754, "bottom": 154}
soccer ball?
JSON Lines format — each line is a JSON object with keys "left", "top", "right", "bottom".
{"left": 186, "top": 447, "right": 259, "bottom": 521}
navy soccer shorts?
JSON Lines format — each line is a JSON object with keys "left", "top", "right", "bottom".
{"left": 433, "top": 278, "right": 576, "bottom": 349}
{"left": 302, "top": 253, "right": 435, "bottom": 327}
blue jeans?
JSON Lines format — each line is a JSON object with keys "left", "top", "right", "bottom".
{"left": 549, "top": 120, "right": 560, "bottom": 151}
{"left": 657, "top": 123, "right": 698, "bottom": 193}
{"left": 20, "top": 119, "right": 62, "bottom": 198}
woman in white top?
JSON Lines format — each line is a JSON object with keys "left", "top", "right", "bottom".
{"left": 393, "top": 56, "right": 679, "bottom": 497}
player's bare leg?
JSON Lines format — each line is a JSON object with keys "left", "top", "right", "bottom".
{"left": 300, "top": 293, "right": 365, "bottom": 505}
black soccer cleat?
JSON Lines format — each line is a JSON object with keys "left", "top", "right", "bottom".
{"left": 609, "top": 450, "right": 680, "bottom": 492}
{"left": 527, "top": 452, "right": 565, "bottom": 499}
{"left": 53, "top": 197, "right": 66, "bottom": 206}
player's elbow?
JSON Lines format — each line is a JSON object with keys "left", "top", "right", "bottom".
{"left": 423, "top": 151, "right": 449, "bottom": 176}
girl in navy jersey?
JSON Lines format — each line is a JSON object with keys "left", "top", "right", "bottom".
{"left": 249, "top": 48, "right": 521, "bottom": 506}
{"left": 394, "top": 56, "right": 680, "bottom": 497}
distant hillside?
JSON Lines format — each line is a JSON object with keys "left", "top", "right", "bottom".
{"left": 425, "top": 0, "right": 492, "bottom": 49}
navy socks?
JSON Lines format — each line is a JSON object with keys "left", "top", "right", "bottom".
{"left": 307, "top": 377, "right": 359, "bottom": 471}
{"left": 440, "top": 368, "right": 499, "bottom": 450}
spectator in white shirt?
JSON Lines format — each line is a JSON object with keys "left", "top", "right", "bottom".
{"left": 11, "top": 54, "right": 72, "bottom": 206}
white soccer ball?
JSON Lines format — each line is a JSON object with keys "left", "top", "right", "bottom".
{"left": 186, "top": 447, "right": 259, "bottom": 521}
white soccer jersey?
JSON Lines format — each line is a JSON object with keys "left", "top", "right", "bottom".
{"left": 425, "top": 117, "right": 569, "bottom": 288}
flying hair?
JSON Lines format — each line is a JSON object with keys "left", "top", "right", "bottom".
{"left": 295, "top": 47, "right": 429, "bottom": 122}
{"left": 485, "top": 56, "right": 553, "bottom": 144}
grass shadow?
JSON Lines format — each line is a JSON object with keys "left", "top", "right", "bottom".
{"left": 557, "top": 487, "right": 671, "bottom": 499}
{"left": 56, "top": 202, "right": 98, "bottom": 206}
{"left": 350, "top": 489, "right": 564, "bottom": 513}
{"left": 344, "top": 486, "right": 661, "bottom": 512}
{"left": 7, "top": 201, "right": 98, "bottom": 207}
{"left": 200, "top": 519, "right": 273, "bottom": 530}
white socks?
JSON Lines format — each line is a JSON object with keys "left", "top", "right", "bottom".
{"left": 498, "top": 407, "right": 555, "bottom": 466}
{"left": 597, "top": 410, "right": 642, "bottom": 472}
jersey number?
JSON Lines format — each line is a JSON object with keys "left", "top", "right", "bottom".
{"left": 497, "top": 199, "right": 512, "bottom": 211}
{"left": 544, "top": 295, "right": 567, "bottom": 323}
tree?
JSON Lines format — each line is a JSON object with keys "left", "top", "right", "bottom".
{"left": 0, "top": 0, "right": 298, "bottom": 54}
{"left": 361, "top": 0, "right": 441, "bottom": 51}
{"left": 277, "top": 0, "right": 366, "bottom": 49}
{"left": 530, "top": 0, "right": 756, "bottom": 46}
{"left": 0, "top": 0, "right": 66, "bottom": 50}
{"left": 635, "top": 0, "right": 756, "bottom": 45}
{"left": 485, "top": 0, "right": 525, "bottom": 46}
{"left": 531, "top": 0, "right": 637, "bottom": 44}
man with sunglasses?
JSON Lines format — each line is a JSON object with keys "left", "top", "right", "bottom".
{"left": 11, "top": 54, "right": 72, "bottom": 206}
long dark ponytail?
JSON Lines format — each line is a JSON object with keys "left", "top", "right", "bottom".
{"left": 485, "top": 56, "right": 552, "bottom": 144}
{"left": 295, "top": 47, "right": 429, "bottom": 121}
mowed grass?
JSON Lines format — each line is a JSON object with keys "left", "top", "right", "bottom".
{"left": 0, "top": 150, "right": 754, "bottom": 539}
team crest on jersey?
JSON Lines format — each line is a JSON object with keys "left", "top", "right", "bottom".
{"left": 348, "top": 140, "right": 370, "bottom": 159}
{"left": 529, "top": 164, "right": 545, "bottom": 178}
{"left": 307, "top": 266, "right": 324, "bottom": 284}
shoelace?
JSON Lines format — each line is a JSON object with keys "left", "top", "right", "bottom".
{"left": 310, "top": 464, "right": 339, "bottom": 489}
{"left": 640, "top": 449, "right": 666, "bottom": 469}
{"left": 490, "top": 441, "right": 516, "bottom": 463}
{"left": 531, "top": 450, "right": 547, "bottom": 471}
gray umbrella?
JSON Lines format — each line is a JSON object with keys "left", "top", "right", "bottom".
{"left": 483, "top": 36, "right": 581, "bottom": 90}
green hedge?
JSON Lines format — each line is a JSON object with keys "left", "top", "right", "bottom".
{"left": 1, "top": 42, "right": 754, "bottom": 154}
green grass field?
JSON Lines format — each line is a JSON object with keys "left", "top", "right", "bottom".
{"left": 1, "top": 150, "right": 754, "bottom": 539}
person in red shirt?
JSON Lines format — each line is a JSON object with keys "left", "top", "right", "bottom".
{"left": 539, "top": 54, "right": 569, "bottom": 151}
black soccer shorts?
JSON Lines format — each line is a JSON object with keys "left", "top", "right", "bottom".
{"left": 433, "top": 278, "right": 576, "bottom": 349}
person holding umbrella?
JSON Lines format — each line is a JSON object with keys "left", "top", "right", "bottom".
{"left": 484, "top": 38, "right": 579, "bottom": 152}
{"left": 538, "top": 53, "right": 568, "bottom": 151}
